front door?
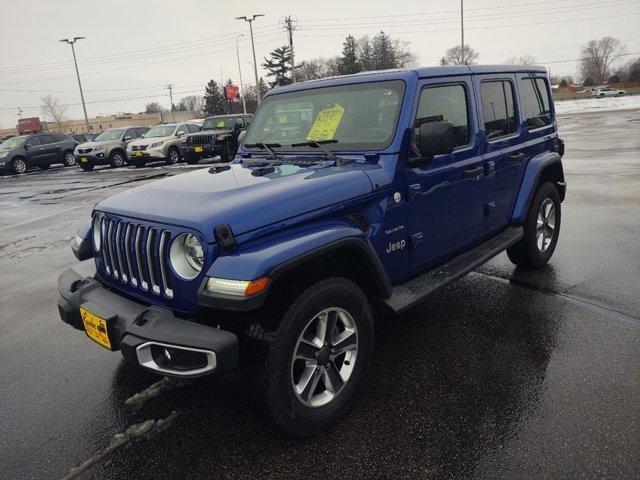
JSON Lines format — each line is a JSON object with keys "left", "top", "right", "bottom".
{"left": 406, "top": 76, "right": 485, "bottom": 269}
{"left": 474, "top": 75, "right": 525, "bottom": 232}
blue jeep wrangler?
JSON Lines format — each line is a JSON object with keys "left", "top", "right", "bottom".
{"left": 58, "top": 65, "right": 565, "bottom": 437}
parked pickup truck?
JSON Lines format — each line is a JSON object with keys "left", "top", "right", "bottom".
{"left": 58, "top": 65, "right": 565, "bottom": 437}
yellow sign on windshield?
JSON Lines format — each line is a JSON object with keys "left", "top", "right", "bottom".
{"left": 217, "top": 120, "right": 225, "bottom": 127}
{"left": 306, "top": 103, "right": 345, "bottom": 141}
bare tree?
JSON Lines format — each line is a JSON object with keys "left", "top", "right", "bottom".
{"left": 579, "top": 37, "right": 626, "bottom": 84}
{"left": 40, "top": 94, "right": 67, "bottom": 129}
{"left": 440, "top": 45, "right": 479, "bottom": 65}
{"left": 504, "top": 55, "right": 537, "bottom": 65}
{"left": 295, "top": 57, "right": 341, "bottom": 82}
{"left": 178, "top": 95, "right": 205, "bottom": 112}
{"left": 145, "top": 102, "right": 164, "bottom": 114}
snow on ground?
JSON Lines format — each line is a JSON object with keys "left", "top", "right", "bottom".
{"left": 555, "top": 95, "right": 640, "bottom": 115}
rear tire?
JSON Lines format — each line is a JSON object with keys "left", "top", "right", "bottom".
{"left": 109, "top": 150, "right": 126, "bottom": 168}
{"left": 245, "top": 277, "right": 374, "bottom": 438}
{"left": 219, "top": 141, "right": 236, "bottom": 163}
{"left": 63, "top": 150, "right": 76, "bottom": 167}
{"left": 507, "top": 182, "right": 561, "bottom": 268}
{"left": 166, "top": 147, "right": 180, "bottom": 165}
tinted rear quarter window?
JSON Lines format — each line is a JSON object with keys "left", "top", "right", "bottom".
{"left": 481, "top": 80, "right": 517, "bottom": 140}
{"left": 39, "top": 134, "right": 55, "bottom": 144}
{"left": 25, "top": 136, "right": 41, "bottom": 147}
{"left": 520, "top": 78, "right": 553, "bottom": 129}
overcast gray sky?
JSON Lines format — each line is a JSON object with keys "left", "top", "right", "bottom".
{"left": 1, "top": 0, "right": 639, "bottom": 127}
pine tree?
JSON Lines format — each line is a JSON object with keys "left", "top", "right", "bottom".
{"left": 372, "top": 31, "right": 396, "bottom": 70}
{"left": 338, "top": 35, "right": 360, "bottom": 75}
{"left": 262, "top": 46, "right": 293, "bottom": 87}
{"left": 357, "top": 37, "right": 374, "bottom": 72}
{"left": 203, "top": 80, "right": 224, "bottom": 116}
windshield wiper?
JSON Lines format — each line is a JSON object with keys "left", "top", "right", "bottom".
{"left": 244, "top": 142, "right": 282, "bottom": 160}
{"left": 290, "top": 140, "right": 353, "bottom": 165}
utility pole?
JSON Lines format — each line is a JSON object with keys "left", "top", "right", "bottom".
{"left": 460, "top": 0, "right": 465, "bottom": 65}
{"left": 284, "top": 16, "right": 296, "bottom": 83}
{"left": 167, "top": 84, "right": 174, "bottom": 110}
{"left": 236, "top": 14, "right": 265, "bottom": 103}
{"left": 17, "top": 107, "right": 23, "bottom": 119}
{"left": 59, "top": 36, "right": 90, "bottom": 134}
{"left": 236, "top": 34, "right": 247, "bottom": 114}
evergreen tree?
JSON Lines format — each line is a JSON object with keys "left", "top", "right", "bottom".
{"left": 203, "top": 80, "right": 225, "bottom": 116}
{"left": 258, "top": 77, "right": 269, "bottom": 97}
{"left": 372, "top": 31, "right": 396, "bottom": 70}
{"left": 357, "top": 37, "right": 374, "bottom": 72}
{"left": 262, "top": 46, "right": 293, "bottom": 87}
{"left": 338, "top": 35, "right": 360, "bottom": 75}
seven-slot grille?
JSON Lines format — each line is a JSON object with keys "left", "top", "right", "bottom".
{"left": 97, "top": 216, "right": 174, "bottom": 299}
{"left": 186, "top": 133, "right": 215, "bottom": 146}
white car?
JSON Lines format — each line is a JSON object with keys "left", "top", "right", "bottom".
{"left": 591, "top": 87, "right": 625, "bottom": 98}
{"left": 126, "top": 122, "right": 200, "bottom": 167}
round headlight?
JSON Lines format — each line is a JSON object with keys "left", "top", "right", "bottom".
{"left": 92, "top": 216, "right": 101, "bottom": 251}
{"left": 170, "top": 233, "right": 204, "bottom": 280}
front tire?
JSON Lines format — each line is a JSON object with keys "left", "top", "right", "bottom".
{"left": 109, "top": 150, "right": 126, "bottom": 168}
{"left": 248, "top": 277, "right": 374, "bottom": 438}
{"left": 219, "top": 141, "right": 235, "bottom": 163}
{"left": 507, "top": 182, "right": 561, "bottom": 268}
{"left": 63, "top": 150, "right": 76, "bottom": 167}
{"left": 166, "top": 147, "right": 180, "bottom": 165}
{"left": 11, "top": 157, "right": 27, "bottom": 174}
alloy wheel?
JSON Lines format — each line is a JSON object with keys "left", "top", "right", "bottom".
{"left": 112, "top": 152, "right": 125, "bottom": 167}
{"left": 64, "top": 152, "right": 76, "bottom": 166}
{"left": 168, "top": 149, "right": 179, "bottom": 164}
{"left": 536, "top": 198, "right": 556, "bottom": 251}
{"left": 291, "top": 307, "right": 358, "bottom": 408}
{"left": 13, "top": 158, "right": 26, "bottom": 174}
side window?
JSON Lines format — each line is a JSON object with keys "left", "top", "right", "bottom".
{"left": 414, "top": 84, "right": 470, "bottom": 150}
{"left": 137, "top": 127, "right": 149, "bottom": 137}
{"left": 124, "top": 128, "right": 136, "bottom": 140}
{"left": 520, "top": 78, "right": 552, "bottom": 129}
{"left": 481, "top": 80, "right": 517, "bottom": 140}
{"left": 175, "top": 124, "right": 187, "bottom": 135}
{"left": 25, "top": 136, "right": 41, "bottom": 148}
{"left": 187, "top": 124, "right": 199, "bottom": 133}
{"left": 39, "top": 134, "right": 54, "bottom": 145}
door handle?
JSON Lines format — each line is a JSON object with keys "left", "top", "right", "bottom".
{"left": 508, "top": 152, "right": 525, "bottom": 162}
{"left": 463, "top": 165, "right": 484, "bottom": 178}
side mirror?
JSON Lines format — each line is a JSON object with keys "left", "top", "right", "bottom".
{"left": 124, "top": 135, "right": 133, "bottom": 141}
{"left": 177, "top": 131, "right": 186, "bottom": 137}
{"left": 411, "top": 121, "right": 455, "bottom": 167}
{"left": 24, "top": 144, "right": 30, "bottom": 150}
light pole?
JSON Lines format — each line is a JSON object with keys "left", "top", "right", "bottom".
{"left": 59, "top": 37, "right": 90, "bottom": 134}
{"left": 236, "top": 14, "right": 264, "bottom": 104}
{"left": 236, "top": 34, "right": 247, "bottom": 114}
{"left": 460, "top": 0, "right": 465, "bottom": 65}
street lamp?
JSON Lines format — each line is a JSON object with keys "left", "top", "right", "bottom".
{"left": 59, "top": 37, "right": 90, "bottom": 134}
{"left": 236, "top": 34, "right": 247, "bottom": 114}
{"left": 235, "top": 14, "right": 264, "bottom": 104}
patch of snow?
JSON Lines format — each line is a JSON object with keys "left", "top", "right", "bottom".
{"left": 556, "top": 95, "right": 640, "bottom": 115}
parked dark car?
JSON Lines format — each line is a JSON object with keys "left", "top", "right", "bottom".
{"left": 180, "top": 114, "right": 252, "bottom": 164}
{"left": 0, "top": 132, "right": 77, "bottom": 175}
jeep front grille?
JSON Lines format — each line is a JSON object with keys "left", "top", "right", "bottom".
{"left": 98, "top": 217, "right": 173, "bottom": 299}
{"left": 187, "top": 133, "right": 215, "bottom": 145}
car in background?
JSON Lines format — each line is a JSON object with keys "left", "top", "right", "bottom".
{"left": 0, "top": 132, "right": 77, "bottom": 175}
{"left": 71, "top": 133, "right": 96, "bottom": 143}
{"left": 75, "top": 126, "right": 149, "bottom": 171}
{"left": 591, "top": 87, "right": 625, "bottom": 97}
{"left": 180, "top": 114, "right": 252, "bottom": 164}
{"left": 126, "top": 122, "right": 200, "bottom": 168}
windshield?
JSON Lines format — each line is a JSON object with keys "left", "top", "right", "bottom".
{"left": 243, "top": 80, "right": 405, "bottom": 151}
{"left": 203, "top": 117, "right": 235, "bottom": 130}
{"left": 144, "top": 125, "right": 176, "bottom": 138}
{"left": 94, "top": 129, "right": 125, "bottom": 141}
{"left": 0, "top": 136, "right": 26, "bottom": 149}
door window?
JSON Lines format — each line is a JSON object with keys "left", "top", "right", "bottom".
{"left": 414, "top": 84, "right": 470, "bottom": 151}
{"left": 39, "top": 134, "right": 55, "bottom": 145}
{"left": 25, "top": 136, "right": 41, "bottom": 148}
{"left": 124, "top": 128, "right": 137, "bottom": 140}
{"left": 136, "top": 127, "right": 150, "bottom": 137}
{"left": 480, "top": 81, "right": 517, "bottom": 140}
{"left": 520, "top": 78, "right": 552, "bottom": 129}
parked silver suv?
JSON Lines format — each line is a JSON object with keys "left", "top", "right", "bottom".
{"left": 75, "top": 126, "right": 149, "bottom": 171}
{"left": 126, "top": 122, "right": 200, "bottom": 167}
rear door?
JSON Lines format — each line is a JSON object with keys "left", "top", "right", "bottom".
{"left": 38, "top": 134, "right": 59, "bottom": 164}
{"left": 406, "top": 75, "right": 485, "bottom": 268}
{"left": 474, "top": 74, "right": 525, "bottom": 232}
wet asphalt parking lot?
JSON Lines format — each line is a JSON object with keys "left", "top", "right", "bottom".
{"left": 1, "top": 109, "right": 639, "bottom": 480}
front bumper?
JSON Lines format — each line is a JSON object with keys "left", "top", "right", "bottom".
{"left": 57, "top": 267, "right": 239, "bottom": 378}
{"left": 75, "top": 150, "right": 109, "bottom": 165}
{"left": 127, "top": 149, "right": 166, "bottom": 161}
{"left": 180, "top": 144, "right": 221, "bottom": 161}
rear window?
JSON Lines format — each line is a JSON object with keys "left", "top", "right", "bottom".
{"left": 520, "top": 78, "right": 552, "bottom": 129}
{"left": 481, "top": 80, "right": 517, "bottom": 140}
